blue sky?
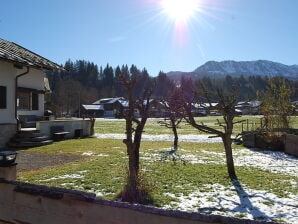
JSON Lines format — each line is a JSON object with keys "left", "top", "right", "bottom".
{"left": 1, "top": 0, "right": 297, "bottom": 76}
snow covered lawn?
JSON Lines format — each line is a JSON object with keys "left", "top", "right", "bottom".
{"left": 94, "top": 133, "right": 298, "bottom": 223}
{"left": 95, "top": 133, "right": 223, "bottom": 143}
{"left": 163, "top": 182, "right": 297, "bottom": 223}
{"left": 18, "top": 134, "right": 297, "bottom": 223}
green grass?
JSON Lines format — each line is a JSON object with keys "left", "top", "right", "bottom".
{"left": 94, "top": 116, "right": 298, "bottom": 136}
{"left": 18, "top": 137, "right": 298, "bottom": 205}
{"left": 16, "top": 116, "right": 298, "bottom": 222}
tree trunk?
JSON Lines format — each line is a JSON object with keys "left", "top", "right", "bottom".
{"left": 119, "top": 75, "right": 152, "bottom": 204}
{"left": 222, "top": 135, "right": 237, "bottom": 179}
{"left": 123, "top": 100, "right": 140, "bottom": 201}
{"left": 133, "top": 137, "right": 141, "bottom": 174}
{"left": 172, "top": 126, "right": 178, "bottom": 149}
{"left": 170, "top": 117, "right": 179, "bottom": 149}
{"left": 128, "top": 143, "right": 138, "bottom": 194}
{"left": 89, "top": 118, "right": 95, "bottom": 136}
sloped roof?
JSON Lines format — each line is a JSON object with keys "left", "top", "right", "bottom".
{"left": 93, "top": 97, "right": 125, "bottom": 105}
{"left": 118, "top": 99, "right": 128, "bottom": 107}
{"left": 82, "top": 104, "right": 104, "bottom": 110}
{"left": 0, "top": 38, "right": 65, "bottom": 71}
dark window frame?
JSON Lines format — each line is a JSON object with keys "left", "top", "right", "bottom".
{"left": 0, "top": 86, "right": 7, "bottom": 109}
{"left": 17, "top": 87, "right": 42, "bottom": 111}
{"left": 32, "top": 92, "right": 39, "bottom": 110}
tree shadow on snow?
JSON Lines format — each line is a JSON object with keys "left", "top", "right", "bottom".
{"left": 198, "top": 176, "right": 297, "bottom": 222}
{"left": 197, "top": 177, "right": 268, "bottom": 221}
{"left": 158, "top": 147, "right": 186, "bottom": 165}
{"left": 229, "top": 177, "right": 268, "bottom": 220}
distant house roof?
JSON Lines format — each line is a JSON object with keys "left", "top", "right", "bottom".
{"left": 118, "top": 99, "right": 128, "bottom": 107}
{"left": 0, "top": 38, "right": 65, "bottom": 71}
{"left": 82, "top": 104, "right": 104, "bottom": 110}
{"left": 237, "top": 101, "right": 261, "bottom": 108}
{"left": 201, "top": 103, "right": 219, "bottom": 108}
{"left": 93, "top": 97, "right": 125, "bottom": 105}
{"left": 193, "top": 103, "right": 206, "bottom": 109}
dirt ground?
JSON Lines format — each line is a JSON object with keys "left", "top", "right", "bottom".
{"left": 16, "top": 151, "right": 83, "bottom": 171}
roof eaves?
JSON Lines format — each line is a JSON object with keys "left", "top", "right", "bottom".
{"left": 0, "top": 38, "right": 65, "bottom": 71}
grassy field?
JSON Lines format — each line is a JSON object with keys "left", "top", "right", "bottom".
{"left": 18, "top": 138, "right": 297, "bottom": 197}
{"left": 17, "top": 116, "right": 298, "bottom": 223}
{"left": 95, "top": 115, "right": 298, "bottom": 135}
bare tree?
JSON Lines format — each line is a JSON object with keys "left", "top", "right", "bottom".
{"left": 119, "top": 74, "right": 153, "bottom": 203}
{"left": 181, "top": 83, "right": 240, "bottom": 179}
{"left": 158, "top": 88, "right": 184, "bottom": 150}
{"left": 260, "top": 78, "right": 293, "bottom": 131}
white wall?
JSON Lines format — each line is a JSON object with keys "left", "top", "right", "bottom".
{"left": 37, "top": 119, "right": 91, "bottom": 138}
{"left": 18, "top": 68, "right": 44, "bottom": 90}
{"left": 0, "top": 179, "right": 232, "bottom": 224}
{"left": 0, "top": 61, "right": 46, "bottom": 125}
{"left": 0, "top": 61, "right": 17, "bottom": 124}
{"left": 17, "top": 67, "right": 45, "bottom": 117}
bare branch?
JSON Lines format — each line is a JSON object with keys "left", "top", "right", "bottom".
{"left": 233, "top": 119, "right": 247, "bottom": 125}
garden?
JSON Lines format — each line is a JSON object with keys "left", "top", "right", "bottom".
{"left": 16, "top": 116, "right": 298, "bottom": 223}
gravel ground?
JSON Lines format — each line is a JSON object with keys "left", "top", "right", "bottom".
{"left": 16, "top": 151, "right": 83, "bottom": 171}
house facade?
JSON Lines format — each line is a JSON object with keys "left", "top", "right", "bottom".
{"left": 81, "top": 104, "right": 104, "bottom": 118}
{"left": 0, "top": 38, "right": 64, "bottom": 148}
{"left": 81, "top": 97, "right": 127, "bottom": 118}
{"left": 236, "top": 101, "right": 261, "bottom": 115}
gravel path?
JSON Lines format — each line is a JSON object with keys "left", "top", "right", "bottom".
{"left": 16, "top": 152, "right": 83, "bottom": 171}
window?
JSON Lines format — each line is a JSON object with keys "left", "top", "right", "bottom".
{"left": 18, "top": 91, "right": 31, "bottom": 110}
{"left": 17, "top": 87, "right": 39, "bottom": 111}
{"left": 32, "top": 92, "right": 39, "bottom": 110}
{"left": 0, "top": 86, "right": 7, "bottom": 109}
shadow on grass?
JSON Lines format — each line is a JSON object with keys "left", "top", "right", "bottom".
{"left": 159, "top": 147, "right": 186, "bottom": 165}
{"left": 197, "top": 176, "right": 296, "bottom": 222}
{"left": 230, "top": 177, "right": 267, "bottom": 220}
{"left": 197, "top": 177, "right": 268, "bottom": 220}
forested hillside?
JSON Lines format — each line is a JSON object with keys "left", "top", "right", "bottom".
{"left": 46, "top": 59, "right": 298, "bottom": 115}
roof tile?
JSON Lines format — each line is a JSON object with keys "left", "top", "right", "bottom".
{"left": 0, "top": 38, "right": 64, "bottom": 71}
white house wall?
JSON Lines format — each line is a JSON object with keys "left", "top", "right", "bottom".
{"left": 17, "top": 68, "right": 45, "bottom": 117}
{"left": 0, "top": 61, "right": 45, "bottom": 124}
{"left": 0, "top": 61, "right": 17, "bottom": 124}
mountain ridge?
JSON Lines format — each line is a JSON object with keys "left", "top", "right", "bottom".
{"left": 167, "top": 60, "right": 298, "bottom": 80}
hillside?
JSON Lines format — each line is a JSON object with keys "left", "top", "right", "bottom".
{"left": 167, "top": 60, "right": 298, "bottom": 80}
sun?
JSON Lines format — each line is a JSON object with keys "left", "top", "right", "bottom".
{"left": 161, "top": 0, "right": 199, "bottom": 23}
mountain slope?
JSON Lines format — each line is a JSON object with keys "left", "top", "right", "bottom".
{"left": 167, "top": 60, "right": 298, "bottom": 80}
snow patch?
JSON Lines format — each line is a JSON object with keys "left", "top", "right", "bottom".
{"left": 41, "top": 173, "right": 84, "bottom": 181}
{"left": 82, "top": 151, "right": 94, "bottom": 156}
{"left": 95, "top": 133, "right": 222, "bottom": 143}
{"left": 163, "top": 183, "right": 298, "bottom": 223}
{"left": 234, "top": 149, "right": 298, "bottom": 177}
{"left": 82, "top": 151, "right": 109, "bottom": 157}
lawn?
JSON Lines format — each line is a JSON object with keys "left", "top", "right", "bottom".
{"left": 17, "top": 116, "right": 298, "bottom": 223}
{"left": 95, "top": 115, "right": 298, "bottom": 135}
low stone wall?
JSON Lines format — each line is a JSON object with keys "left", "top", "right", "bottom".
{"left": 0, "top": 179, "right": 274, "bottom": 224}
{"left": 284, "top": 134, "right": 298, "bottom": 156}
{"left": 242, "top": 131, "right": 256, "bottom": 148}
{"left": 37, "top": 119, "right": 91, "bottom": 139}
{"left": 0, "top": 124, "right": 16, "bottom": 148}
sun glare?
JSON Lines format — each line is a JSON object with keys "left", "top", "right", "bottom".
{"left": 161, "top": 0, "right": 199, "bottom": 23}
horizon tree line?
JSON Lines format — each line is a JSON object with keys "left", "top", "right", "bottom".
{"left": 46, "top": 61, "right": 296, "bottom": 204}
{"left": 45, "top": 59, "right": 298, "bottom": 116}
